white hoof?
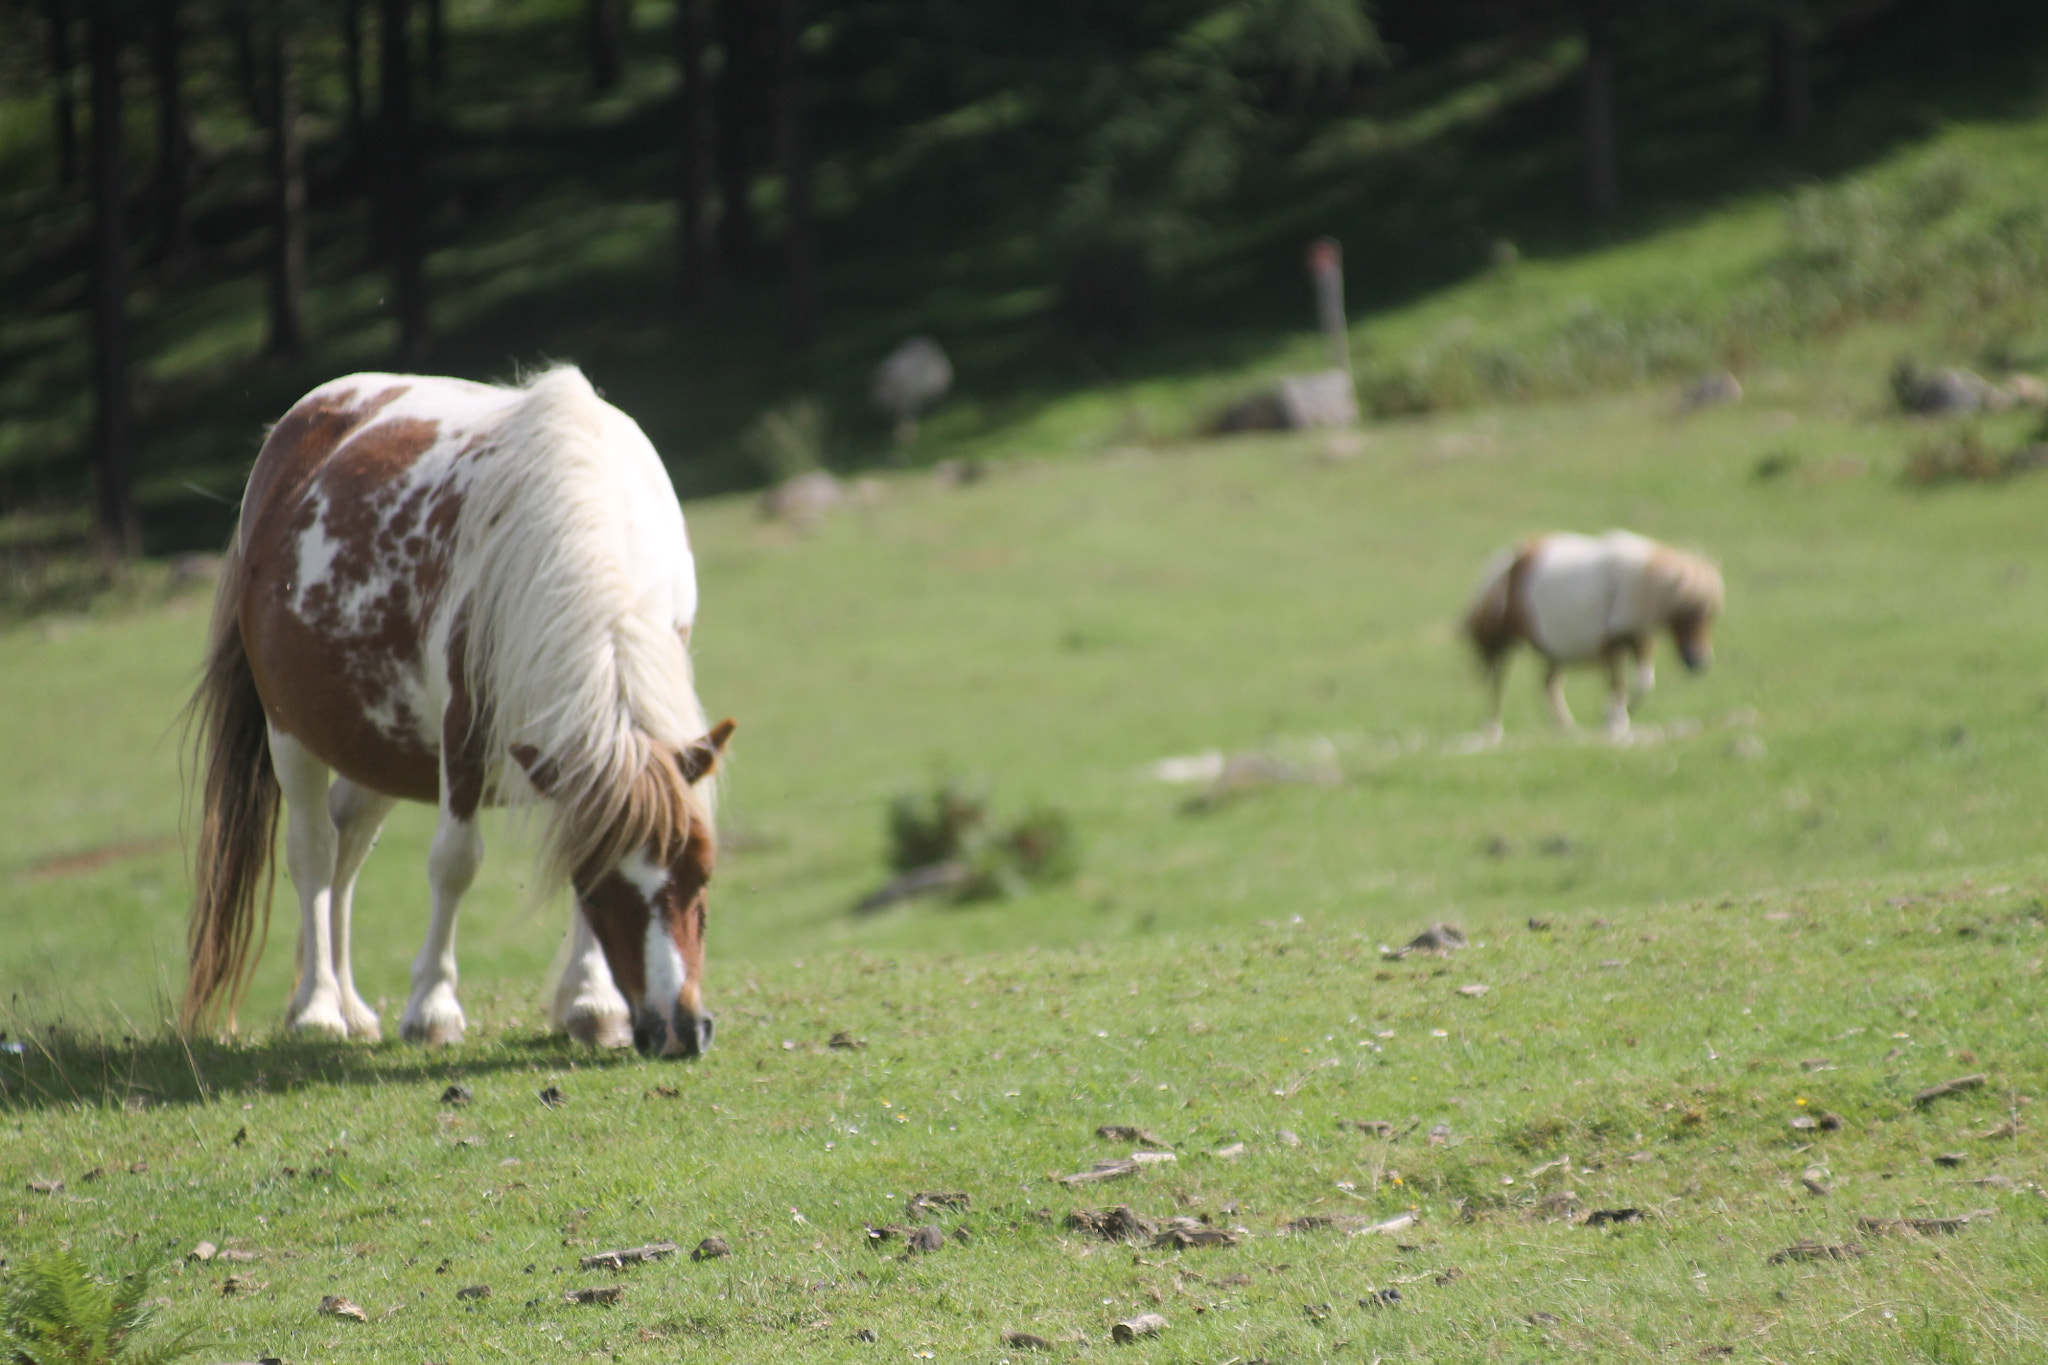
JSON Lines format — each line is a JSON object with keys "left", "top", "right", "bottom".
{"left": 288, "top": 1003, "right": 351, "bottom": 1040}
{"left": 343, "top": 999, "right": 383, "bottom": 1042}
{"left": 561, "top": 1004, "right": 633, "bottom": 1050}
{"left": 400, "top": 988, "right": 467, "bottom": 1046}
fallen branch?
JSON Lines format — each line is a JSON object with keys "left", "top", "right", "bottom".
{"left": 1856, "top": 1209, "right": 1996, "bottom": 1237}
{"left": 579, "top": 1242, "right": 678, "bottom": 1271}
{"left": 1055, "top": 1159, "right": 1140, "bottom": 1185}
{"left": 1912, "top": 1074, "right": 1988, "bottom": 1107}
{"left": 852, "top": 861, "right": 968, "bottom": 914}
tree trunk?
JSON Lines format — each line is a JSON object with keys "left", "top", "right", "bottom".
{"left": 676, "top": 0, "right": 714, "bottom": 304}
{"left": 266, "top": 13, "right": 308, "bottom": 359}
{"left": 424, "top": 0, "right": 446, "bottom": 89}
{"left": 149, "top": 0, "right": 194, "bottom": 264}
{"left": 1764, "top": 0, "right": 1811, "bottom": 139}
{"left": 45, "top": 0, "right": 79, "bottom": 187}
{"left": 226, "top": 3, "right": 264, "bottom": 126}
{"left": 342, "top": 0, "right": 366, "bottom": 145}
{"left": 86, "top": 0, "right": 139, "bottom": 561}
{"left": 774, "top": 0, "right": 815, "bottom": 348}
{"left": 379, "top": 0, "right": 428, "bottom": 361}
{"left": 715, "top": 0, "right": 760, "bottom": 268}
{"left": 1580, "top": 0, "right": 1618, "bottom": 218}
{"left": 589, "top": 0, "right": 627, "bottom": 93}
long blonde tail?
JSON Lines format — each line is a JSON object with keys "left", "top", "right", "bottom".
{"left": 181, "top": 542, "right": 278, "bottom": 1034}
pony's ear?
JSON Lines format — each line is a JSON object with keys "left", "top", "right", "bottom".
{"left": 510, "top": 742, "right": 562, "bottom": 797}
{"left": 679, "top": 719, "right": 737, "bottom": 784}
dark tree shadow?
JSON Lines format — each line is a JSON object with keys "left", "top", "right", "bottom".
{"left": 1, "top": 0, "right": 2044, "bottom": 558}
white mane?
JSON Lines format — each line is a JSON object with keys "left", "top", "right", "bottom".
{"left": 442, "top": 366, "right": 708, "bottom": 886}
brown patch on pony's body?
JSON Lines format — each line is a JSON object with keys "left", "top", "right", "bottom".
{"left": 441, "top": 611, "right": 492, "bottom": 821}
{"left": 238, "top": 386, "right": 466, "bottom": 802}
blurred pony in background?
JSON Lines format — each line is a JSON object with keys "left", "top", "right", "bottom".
{"left": 1464, "top": 530, "right": 1723, "bottom": 742}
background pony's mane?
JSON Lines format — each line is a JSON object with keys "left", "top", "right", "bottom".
{"left": 444, "top": 366, "right": 709, "bottom": 889}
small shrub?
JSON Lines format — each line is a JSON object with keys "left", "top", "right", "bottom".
{"left": 1902, "top": 426, "right": 2004, "bottom": 485}
{"left": 882, "top": 783, "right": 1081, "bottom": 905}
{"left": 886, "top": 782, "right": 986, "bottom": 874}
{"left": 957, "top": 806, "right": 1081, "bottom": 904}
{"left": 1751, "top": 448, "right": 1801, "bottom": 481}
{"left": 742, "top": 398, "right": 830, "bottom": 484}
{"left": 1000, "top": 806, "right": 1081, "bottom": 886}
{"left": 0, "top": 1249, "right": 202, "bottom": 1365}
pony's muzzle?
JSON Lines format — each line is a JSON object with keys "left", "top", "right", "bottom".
{"left": 1680, "top": 642, "right": 1712, "bottom": 673}
{"left": 634, "top": 1006, "right": 714, "bottom": 1059}
{"left": 667, "top": 1009, "right": 715, "bottom": 1059}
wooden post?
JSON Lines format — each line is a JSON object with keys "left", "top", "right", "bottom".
{"left": 1308, "top": 238, "right": 1350, "bottom": 376}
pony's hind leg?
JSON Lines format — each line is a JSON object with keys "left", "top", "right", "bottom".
{"left": 1543, "top": 662, "right": 1577, "bottom": 729}
{"left": 271, "top": 728, "right": 351, "bottom": 1038}
{"left": 551, "top": 905, "right": 632, "bottom": 1049}
{"left": 327, "top": 778, "right": 397, "bottom": 1039}
{"left": 400, "top": 804, "right": 480, "bottom": 1046}
{"left": 1481, "top": 659, "right": 1508, "bottom": 746}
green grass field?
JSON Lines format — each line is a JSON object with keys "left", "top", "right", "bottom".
{"left": 9, "top": 93, "right": 2048, "bottom": 1361}
{"left": 5, "top": 331, "right": 2048, "bottom": 1361}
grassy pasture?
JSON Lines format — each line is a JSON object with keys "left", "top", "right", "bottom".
{"left": 3, "top": 333, "right": 2048, "bottom": 1360}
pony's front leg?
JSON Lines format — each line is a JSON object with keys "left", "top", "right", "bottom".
{"left": 551, "top": 905, "right": 632, "bottom": 1049}
{"left": 1632, "top": 637, "right": 1657, "bottom": 701}
{"left": 271, "top": 729, "right": 351, "bottom": 1038}
{"left": 1601, "top": 646, "right": 1632, "bottom": 739}
{"left": 401, "top": 803, "right": 480, "bottom": 1046}
{"left": 327, "top": 778, "right": 397, "bottom": 1040}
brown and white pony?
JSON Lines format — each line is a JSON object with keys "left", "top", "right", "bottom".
{"left": 184, "top": 366, "right": 733, "bottom": 1058}
{"left": 1464, "top": 530, "right": 1723, "bottom": 742}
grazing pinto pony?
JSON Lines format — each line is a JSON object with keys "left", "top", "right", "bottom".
{"left": 184, "top": 366, "right": 733, "bottom": 1057}
{"left": 1464, "top": 530, "right": 1723, "bottom": 742}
